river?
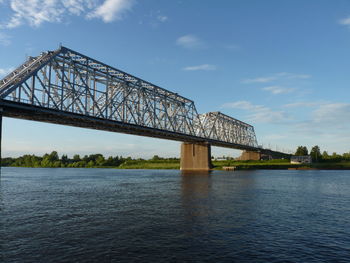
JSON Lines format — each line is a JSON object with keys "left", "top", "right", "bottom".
{"left": 0, "top": 168, "right": 349, "bottom": 262}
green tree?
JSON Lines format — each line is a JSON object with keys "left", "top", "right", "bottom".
{"left": 310, "top": 145, "right": 321, "bottom": 162}
{"left": 61, "top": 154, "right": 69, "bottom": 166}
{"left": 40, "top": 151, "right": 60, "bottom": 167}
{"left": 87, "top": 160, "right": 95, "bottom": 167}
{"left": 73, "top": 154, "right": 81, "bottom": 162}
{"left": 95, "top": 155, "right": 105, "bottom": 166}
{"left": 152, "top": 155, "right": 161, "bottom": 161}
{"left": 295, "top": 146, "right": 308, "bottom": 156}
{"left": 331, "top": 152, "right": 342, "bottom": 161}
{"left": 322, "top": 151, "right": 329, "bottom": 160}
{"left": 48, "top": 151, "right": 59, "bottom": 162}
{"left": 343, "top": 152, "right": 350, "bottom": 161}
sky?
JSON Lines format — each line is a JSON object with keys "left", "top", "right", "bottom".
{"left": 1, "top": 0, "right": 350, "bottom": 158}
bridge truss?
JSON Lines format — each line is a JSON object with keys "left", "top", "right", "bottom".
{"left": 0, "top": 46, "right": 259, "bottom": 151}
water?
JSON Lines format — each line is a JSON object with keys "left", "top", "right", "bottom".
{"left": 0, "top": 168, "right": 349, "bottom": 262}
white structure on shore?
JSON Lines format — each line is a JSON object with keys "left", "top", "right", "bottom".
{"left": 290, "top": 156, "right": 312, "bottom": 164}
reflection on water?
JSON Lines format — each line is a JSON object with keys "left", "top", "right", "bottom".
{"left": 181, "top": 171, "right": 212, "bottom": 219}
{"left": 0, "top": 168, "right": 350, "bottom": 262}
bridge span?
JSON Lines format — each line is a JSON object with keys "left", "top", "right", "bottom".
{"left": 0, "top": 46, "right": 289, "bottom": 170}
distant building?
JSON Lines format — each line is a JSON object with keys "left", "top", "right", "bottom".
{"left": 290, "top": 155, "right": 312, "bottom": 164}
{"left": 213, "top": 156, "right": 234, "bottom": 161}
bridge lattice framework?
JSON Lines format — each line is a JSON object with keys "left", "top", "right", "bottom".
{"left": 0, "top": 46, "right": 259, "bottom": 152}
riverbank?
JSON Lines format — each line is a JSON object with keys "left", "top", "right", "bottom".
{"left": 110, "top": 160, "right": 350, "bottom": 170}
{"left": 3, "top": 157, "right": 350, "bottom": 170}
{"left": 212, "top": 160, "right": 350, "bottom": 170}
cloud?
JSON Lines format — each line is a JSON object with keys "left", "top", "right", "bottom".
{"left": 312, "top": 103, "right": 350, "bottom": 125}
{"left": 63, "top": 0, "right": 96, "bottom": 15}
{"left": 262, "top": 85, "right": 295, "bottom": 94}
{"left": 183, "top": 64, "right": 217, "bottom": 71}
{"left": 4, "top": 0, "right": 66, "bottom": 28}
{"left": 157, "top": 15, "right": 168, "bottom": 22}
{"left": 1, "top": 0, "right": 133, "bottom": 28}
{"left": 221, "top": 100, "right": 289, "bottom": 124}
{"left": 283, "top": 102, "right": 350, "bottom": 134}
{"left": 0, "top": 32, "right": 11, "bottom": 45}
{"left": 87, "top": 0, "right": 134, "bottom": 23}
{"left": 222, "top": 101, "right": 263, "bottom": 111}
{"left": 0, "top": 67, "right": 14, "bottom": 76}
{"left": 275, "top": 72, "right": 311, "bottom": 79}
{"left": 242, "top": 72, "right": 311, "bottom": 84}
{"left": 283, "top": 101, "right": 323, "bottom": 108}
{"left": 241, "top": 76, "right": 276, "bottom": 84}
{"left": 339, "top": 16, "right": 350, "bottom": 26}
{"left": 176, "top": 34, "right": 204, "bottom": 49}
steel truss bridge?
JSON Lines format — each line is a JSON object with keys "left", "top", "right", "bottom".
{"left": 0, "top": 46, "right": 287, "bottom": 157}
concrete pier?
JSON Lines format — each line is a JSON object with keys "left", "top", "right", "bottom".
{"left": 180, "top": 142, "right": 212, "bottom": 171}
{"left": 237, "top": 150, "right": 261, "bottom": 161}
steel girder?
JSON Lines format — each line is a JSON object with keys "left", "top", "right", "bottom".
{"left": 0, "top": 46, "right": 258, "bottom": 149}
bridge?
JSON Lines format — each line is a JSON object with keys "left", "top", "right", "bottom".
{"left": 0, "top": 46, "right": 289, "bottom": 170}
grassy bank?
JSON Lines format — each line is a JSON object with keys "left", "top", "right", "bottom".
{"left": 212, "top": 159, "right": 295, "bottom": 170}
{"left": 3, "top": 153, "right": 350, "bottom": 170}
{"left": 116, "top": 159, "right": 180, "bottom": 169}
{"left": 212, "top": 160, "right": 350, "bottom": 170}
{"left": 100, "top": 159, "right": 350, "bottom": 170}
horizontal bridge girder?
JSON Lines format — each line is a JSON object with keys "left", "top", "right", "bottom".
{"left": 0, "top": 100, "right": 261, "bottom": 152}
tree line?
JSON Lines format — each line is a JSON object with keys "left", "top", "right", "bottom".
{"left": 1, "top": 151, "right": 179, "bottom": 168}
{"left": 294, "top": 145, "right": 350, "bottom": 162}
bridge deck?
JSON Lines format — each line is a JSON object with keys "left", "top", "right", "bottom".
{"left": 0, "top": 100, "right": 261, "bottom": 152}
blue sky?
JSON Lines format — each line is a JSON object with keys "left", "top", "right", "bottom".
{"left": 1, "top": 0, "right": 350, "bottom": 158}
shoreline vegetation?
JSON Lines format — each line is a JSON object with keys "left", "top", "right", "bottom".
{"left": 2, "top": 151, "right": 350, "bottom": 170}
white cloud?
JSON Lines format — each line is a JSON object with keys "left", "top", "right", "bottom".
{"left": 4, "top": 0, "right": 65, "bottom": 28}
{"left": 283, "top": 101, "right": 323, "bottom": 108}
{"left": 87, "top": 0, "right": 134, "bottom": 23}
{"left": 339, "top": 16, "right": 350, "bottom": 26}
{"left": 222, "top": 101, "right": 263, "bottom": 111}
{"left": 242, "top": 72, "right": 311, "bottom": 84}
{"left": 183, "top": 64, "right": 216, "bottom": 71}
{"left": 262, "top": 85, "right": 295, "bottom": 95}
{"left": 221, "top": 100, "right": 289, "bottom": 124}
{"left": 0, "top": 67, "right": 14, "bottom": 76}
{"left": 157, "top": 15, "right": 168, "bottom": 22}
{"left": 312, "top": 103, "right": 350, "bottom": 125}
{"left": 283, "top": 102, "right": 350, "bottom": 136}
{"left": 1, "top": 0, "right": 133, "bottom": 28}
{"left": 176, "top": 34, "right": 204, "bottom": 49}
{"left": 275, "top": 72, "right": 311, "bottom": 79}
{"left": 62, "top": 0, "right": 96, "bottom": 15}
{"left": 241, "top": 76, "right": 276, "bottom": 84}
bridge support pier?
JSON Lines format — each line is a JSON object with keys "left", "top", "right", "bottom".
{"left": 238, "top": 150, "right": 261, "bottom": 161}
{"left": 180, "top": 142, "right": 212, "bottom": 171}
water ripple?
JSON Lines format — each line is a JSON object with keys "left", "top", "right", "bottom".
{"left": 0, "top": 168, "right": 349, "bottom": 262}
